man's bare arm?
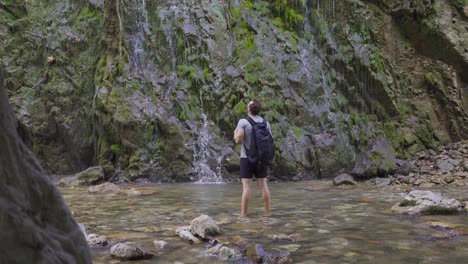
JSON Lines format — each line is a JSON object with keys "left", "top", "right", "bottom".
{"left": 234, "top": 127, "right": 244, "bottom": 144}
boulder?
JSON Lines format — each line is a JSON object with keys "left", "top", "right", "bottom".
{"left": 390, "top": 190, "right": 463, "bottom": 215}
{"left": 332, "top": 174, "right": 357, "bottom": 186}
{"left": 60, "top": 166, "right": 105, "bottom": 186}
{"left": 88, "top": 182, "right": 120, "bottom": 194}
{"left": 87, "top": 234, "right": 110, "bottom": 248}
{"left": 188, "top": 214, "right": 220, "bottom": 239}
{"left": 351, "top": 138, "right": 397, "bottom": 179}
{"left": 0, "top": 73, "right": 92, "bottom": 263}
{"left": 110, "top": 243, "right": 154, "bottom": 260}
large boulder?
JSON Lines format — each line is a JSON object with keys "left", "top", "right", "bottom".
{"left": 390, "top": 190, "right": 464, "bottom": 215}
{"left": 188, "top": 214, "right": 220, "bottom": 239}
{"left": 60, "top": 166, "right": 105, "bottom": 186}
{"left": 0, "top": 72, "right": 91, "bottom": 262}
{"left": 351, "top": 138, "right": 397, "bottom": 179}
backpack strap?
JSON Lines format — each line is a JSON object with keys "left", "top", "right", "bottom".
{"left": 246, "top": 116, "right": 268, "bottom": 127}
{"left": 245, "top": 116, "right": 256, "bottom": 127}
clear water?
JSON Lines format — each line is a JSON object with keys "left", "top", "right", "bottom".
{"left": 61, "top": 182, "right": 468, "bottom": 263}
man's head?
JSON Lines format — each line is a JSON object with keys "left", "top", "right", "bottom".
{"left": 248, "top": 99, "right": 261, "bottom": 115}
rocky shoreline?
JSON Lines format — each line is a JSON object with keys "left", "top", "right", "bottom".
{"left": 333, "top": 140, "right": 468, "bottom": 189}
{"left": 55, "top": 140, "right": 468, "bottom": 188}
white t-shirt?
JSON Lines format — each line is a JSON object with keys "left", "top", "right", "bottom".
{"left": 236, "top": 115, "right": 272, "bottom": 158}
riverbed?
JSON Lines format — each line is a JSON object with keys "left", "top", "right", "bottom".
{"left": 61, "top": 181, "right": 468, "bottom": 263}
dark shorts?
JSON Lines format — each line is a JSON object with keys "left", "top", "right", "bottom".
{"left": 240, "top": 158, "right": 268, "bottom": 179}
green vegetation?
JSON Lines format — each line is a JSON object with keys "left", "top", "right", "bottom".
{"left": 399, "top": 199, "right": 417, "bottom": 207}
{"left": 424, "top": 206, "right": 460, "bottom": 215}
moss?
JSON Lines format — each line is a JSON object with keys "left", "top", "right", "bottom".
{"left": 399, "top": 199, "right": 417, "bottom": 207}
{"left": 233, "top": 101, "right": 247, "bottom": 116}
{"left": 424, "top": 206, "right": 460, "bottom": 215}
{"left": 414, "top": 122, "right": 434, "bottom": 149}
{"left": 291, "top": 126, "right": 302, "bottom": 137}
{"left": 132, "top": 81, "right": 141, "bottom": 91}
{"left": 243, "top": 0, "right": 254, "bottom": 10}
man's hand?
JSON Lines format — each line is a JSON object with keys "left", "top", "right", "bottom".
{"left": 234, "top": 127, "right": 244, "bottom": 144}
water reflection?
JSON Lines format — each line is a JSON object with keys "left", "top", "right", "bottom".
{"left": 61, "top": 182, "right": 468, "bottom": 263}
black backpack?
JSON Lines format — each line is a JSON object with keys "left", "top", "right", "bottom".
{"left": 245, "top": 116, "right": 274, "bottom": 167}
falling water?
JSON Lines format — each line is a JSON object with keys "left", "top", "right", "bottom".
{"left": 127, "top": 0, "right": 150, "bottom": 75}
{"left": 193, "top": 114, "right": 224, "bottom": 184}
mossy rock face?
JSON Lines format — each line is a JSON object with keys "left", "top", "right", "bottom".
{"left": 351, "top": 138, "right": 397, "bottom": 180}
{"left": 3, "top": 0, "right": 467, "bottom": 183}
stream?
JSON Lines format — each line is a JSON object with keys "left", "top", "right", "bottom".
{"left": 61, "top": 181, "right": 468, "bottom": 263}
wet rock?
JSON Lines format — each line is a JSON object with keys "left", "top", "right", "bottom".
{"left": 88, "top": 182, "right": 120, "bottom": 194}
{"left": 87, "top": 234, "right": 110, "bottom": 248}
{"left": 123, "top": 189, "right": 143, "bottom": 197}
{"left": 218, "top": 246, "right": 239, "bottom": 260}
{"left": 153, "top": 240, "right": 167, "bottom": 250}
{"left": 390, "top": 190, "right": 463, "bottom": 215}
{"left": 241, "top": 244, "right": 267, "bottom": 263}
{"left": 272, "top": 233, "right": 302, "bottom": 242}
{"left": 351, "top": 138, "right": 397, "bottom": 179}
{"left": 176, "top": 226, "right": 201, "bottom": 243}
{"left": 188, "top": 214, "right": 220, "bottom": 239}
{"left": 427, "top": 222, "right": 468, "bottom": 236}
{"left": 60, "top": 166, "right": 105, "bottom": 187}
{"left": 375, "top": 177, "right": 391, "bottom": 187}
{"left": 332, "top": 174, "right": 357, "bottom": 186}
{"left": 109, "top": 242, "right": 154, "bottom": 260}
{"left": 207, "top": 243, "right": 239, "bottom": 260}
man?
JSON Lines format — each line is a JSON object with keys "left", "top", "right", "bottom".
{"left": 233, "top": 99, "right": 271, "bottom": 217}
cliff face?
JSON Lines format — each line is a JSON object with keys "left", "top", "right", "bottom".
{"left": 1, "top": 0, "right": 467, "bottom": 181}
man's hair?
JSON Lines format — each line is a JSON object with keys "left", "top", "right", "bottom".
{"left": 249, "top": 99, "right": 261, "bottom": 115}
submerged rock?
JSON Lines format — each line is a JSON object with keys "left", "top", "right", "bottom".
{"left": 88, "top": 182, "right": 120, "bottom": 194}
{"left": 153, "top": 240, "right": 167, "bottom": 250}
{"left": 110, "top": 242, "right": 154, "bottom": 260}
{"left": 390, "top": 190, "right": 464, "bottom": 215}
{"left": 188, "top": 214, "right": 220, "bottom": 239}
{"left": 176, "top": 226, "right": 201, "bottom": 243}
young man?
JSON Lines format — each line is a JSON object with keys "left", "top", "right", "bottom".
{"left": 233, "top": 99, "right": 271, "bottom": 217}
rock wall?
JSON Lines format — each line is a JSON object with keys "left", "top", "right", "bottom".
{"left": 0, "top": 0, "right": 466, "bottom": 181}
{"left": 0, "top": 70, "right": 91, "bottom": 263}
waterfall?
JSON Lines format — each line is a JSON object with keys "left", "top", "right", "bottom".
{"left": 193, "top": 114, "right": 224, "bottom": 184}
{"left": 127, "top": 0, "right": 150, "bottom": 76}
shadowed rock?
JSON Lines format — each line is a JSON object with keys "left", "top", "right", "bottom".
{"left": 0, "top": 71, "right": 92, "bottom": 262}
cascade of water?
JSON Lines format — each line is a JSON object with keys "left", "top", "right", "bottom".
{"left": 193, "top": 114, "right": 224, "bottom": 184}
{"left": 127, "top": 0, "right": 150, "bottom": 76}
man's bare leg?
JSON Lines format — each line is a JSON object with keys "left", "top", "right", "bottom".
{"left": 241, "top": 179, "right": 253, "bottom": 217}
{"left": 257, "top": 178, "right": 270, "bottom": 216}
